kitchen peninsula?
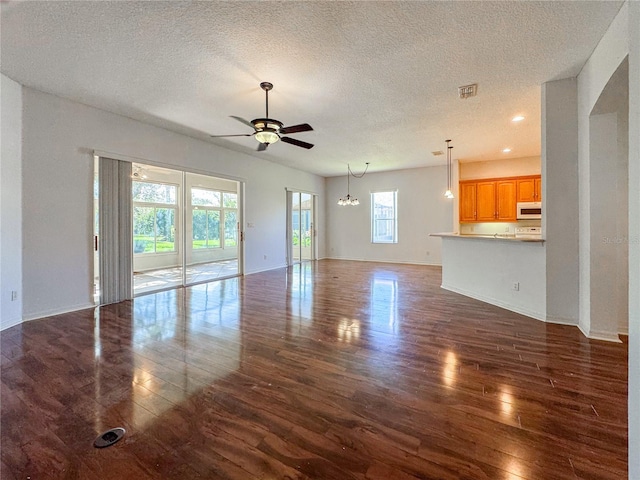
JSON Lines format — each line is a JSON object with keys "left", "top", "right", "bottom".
{"left": 432, "top": 232, "right": 546, "bottom": 321}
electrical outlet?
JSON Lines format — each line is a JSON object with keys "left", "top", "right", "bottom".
{"left": 504, "top": 227, "right": 510, "bottom": 232}
{"left": 11, "top": 291, "right": 18, "bottom": 301}
{"left": 512, "top": 282, "right": 520, "bottom": 291}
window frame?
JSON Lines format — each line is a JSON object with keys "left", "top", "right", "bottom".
{"left": 370, "top": 190, "right": 398, "bottom": 244}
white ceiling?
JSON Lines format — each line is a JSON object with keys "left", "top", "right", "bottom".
{"left": 0, "top": 1, "right": 623, "bottom": 177}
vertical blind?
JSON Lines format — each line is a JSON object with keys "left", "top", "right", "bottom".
{"left": 99, "top": 157, "right": 132, "bottom": 304}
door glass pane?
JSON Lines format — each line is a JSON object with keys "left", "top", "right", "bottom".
{"left": 133, "top": 206, "right": 155, "bottom": 253}
{"left": 223, "top": 192, "right": 237, "bottom": 208}
{"left": 207, "top": 210, "right": 221, "bottom": 247}
{"left": 192, "top": 209, "right": 207, "bottom": 249}
{"left": 192, "top": 188, "right": 220, "bottom": 207}
{"left": 155, "top": 208, "right": 175, "bottom": 252}
{"left": 292, "top": 193, "right": 301, "bottom": 261}
{"left": 224, "top": 211, "right": 237, "bottom": 247}
{"left": 301, "top": 193, "right": 312, "bottom": 260}
{"left": 133, "top": 181, "right": 176, "bottom": 204}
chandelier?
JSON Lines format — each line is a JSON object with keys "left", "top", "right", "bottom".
{"left": 337, "top": 163, "right": 369, "bottom": 206}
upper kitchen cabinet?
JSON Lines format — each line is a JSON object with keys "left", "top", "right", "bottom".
{"left": 459, "top": 182, "right": 477, "bottom": 222}
{"left": 476, "top": 181, "right": 497, "bottom": 221}
{"left": 459, "top": 178, "right": 517, "bottom": 222}
{"left": 496, "top": 180, "right": 517, "bottom": 221}
{"left": 516, "top": 176, "right": 542, "bottom": 202}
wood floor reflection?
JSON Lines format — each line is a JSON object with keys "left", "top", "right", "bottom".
{"left": 1, "top": 260, "right": 627, "bottom": 479}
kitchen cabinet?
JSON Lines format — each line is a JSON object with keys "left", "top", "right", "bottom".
{"left": 476, "top": 181, "right": 497, "bottom": 221}
{"left": 459, "top": 178, "right": 519, "bottom": 222}
{"left": 496, "top": 180, "right": 517, "bottom": 221}
{"left": 516, "top": 176, "right": 542, "bottom": 202}
{"left": 459, "top": 182, "right": 477, "bottom": 222}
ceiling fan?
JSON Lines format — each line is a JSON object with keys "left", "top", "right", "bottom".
{"left": 210, "top": 82, "right": 314, "bottom": 151}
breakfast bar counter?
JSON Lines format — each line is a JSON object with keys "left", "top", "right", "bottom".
{"left": 431, "top": 232, "right": 544, "bottom": 243}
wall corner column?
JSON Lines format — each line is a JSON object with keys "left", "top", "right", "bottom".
{"left": 541, "top": 78, "right": 579, "bottom": 326}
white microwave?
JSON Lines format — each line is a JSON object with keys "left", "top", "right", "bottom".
{"left": 517, "top": 202, "right": 542, "bottom": 219}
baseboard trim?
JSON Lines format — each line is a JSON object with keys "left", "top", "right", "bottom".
{"left": 244, "top": 263, "right": 288, "bottom": 275}
{"left": 322, "top": 256, "right": 442, "bottom": 267}
{"left": 1, "top": 316, "right": 23, "bottom": 332}
{"left": 544, "top": 314, "right": 578, "bottom": 326}
{"left": 22, "top": 302, "right": 96, "bottom": 322}
{"left": 577, "top": 323, "right": 622, "bottom": 343}
{"left": 441, "top": 283, "right": 546, "bottom": 322}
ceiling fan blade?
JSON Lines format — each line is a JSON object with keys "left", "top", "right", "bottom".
{"left": 257, "top": 142, "right": 268, "bottom": 151}
{"left": 230, "top": 116, "right": 255, "bottom": 129}
{"left": 281, "top": 136, "right": 314, "bottom": 149}
{"left": 279, "top": 123, "right": 313, "bottom": 135}
{"left": 210, "top": 133, "right": 254, "bottom": 138}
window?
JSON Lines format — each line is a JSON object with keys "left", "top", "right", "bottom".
{"left": 132, "top": 181, "right": 177, "bottom": 253}
{"left": 191, "top": 188, "right": 237, "bottom": 249}
{"left": 371, "top": 190, "right": 397, "bottom": 243}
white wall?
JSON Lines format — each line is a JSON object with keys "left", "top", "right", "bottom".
{"left": 627, "top": 1, "right": 640, "bottom": 477}
{"left": 325, "top": 166, "right": 453, "bottom": 265}
{"left": 21, "top": 87, "right": 325, "bottom": 321}
{"left": 0, "top": 74, "right": 23, "bottom": 330}
{"left": 440, "top": 237, "right": 546, "bottom": 321}
{"left": 459, "top": 156, "right": 541, "bottom": 180}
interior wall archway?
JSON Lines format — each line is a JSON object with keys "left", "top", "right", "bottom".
{"left": 584, "top": 57, "right": 629, "bottom": 340}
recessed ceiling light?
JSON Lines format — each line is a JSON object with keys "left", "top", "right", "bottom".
{"left": 502, "top": 148, "right": 512, "bottom": 153}
{"left": 512, "top": 115, "right": 525, "bottom": 122}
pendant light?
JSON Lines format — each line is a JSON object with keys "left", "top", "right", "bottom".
{"left": 444, "top": 139, "right": 454, "bottom": 199}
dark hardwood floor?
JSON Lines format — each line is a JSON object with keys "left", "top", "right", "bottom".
{"left": 1, "top": 260, "right": 628, "bottom": 479}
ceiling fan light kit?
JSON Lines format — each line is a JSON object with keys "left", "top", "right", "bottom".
{"left": 210, "top": 82, "right": 314, "bottom": 150}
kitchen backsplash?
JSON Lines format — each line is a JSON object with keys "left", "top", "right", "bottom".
{"left": 459, "top": 220, "right": 541, "bottom": 236}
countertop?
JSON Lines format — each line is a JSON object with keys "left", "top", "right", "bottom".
{"left": 430, "top": 232, "right": 544, "bottom": 243}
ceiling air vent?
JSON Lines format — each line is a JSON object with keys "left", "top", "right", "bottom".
{"left": 432, "top": 151, "right": 444, "bottom": 156}
{"left": 458, "top": 84, "right": 477, "bottom": 99}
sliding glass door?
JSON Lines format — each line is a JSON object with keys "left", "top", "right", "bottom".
{"left": 94, "top": 158, "right": 242, "bottom": 301}
{"left": 288, "top": 190, "right": 315, "bottom": 265}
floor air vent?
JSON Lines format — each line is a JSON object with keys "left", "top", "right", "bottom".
{"left": 93, "top": 427, "right": 125, "bottom": 448}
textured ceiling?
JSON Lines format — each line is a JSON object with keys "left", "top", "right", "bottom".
{"left": 0, "top": 1, "right": 623, "bottom": 177}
